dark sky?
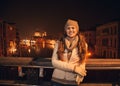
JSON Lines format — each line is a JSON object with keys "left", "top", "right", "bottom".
{"left": 0, "top": 0, "right": 120, "bottom": 38}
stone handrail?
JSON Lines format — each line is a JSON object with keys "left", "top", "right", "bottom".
{"left": 0, "top": 57, "right": 120, "bottom": 69}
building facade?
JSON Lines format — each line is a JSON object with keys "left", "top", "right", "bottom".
{"left": 82, "top": 29, "right": 96, "bottom": 57}
{"left": 0, "top": 20, "right": 19, "bottom": 56}
{"left": 95, "top": 21, "right": 120, "bottom": 58}
{"left": 0, "top": 20, "right": 3, "bottom": 56}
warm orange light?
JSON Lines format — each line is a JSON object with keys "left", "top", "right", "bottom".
{"left": 34, "top": 31, "right": 41, "bottom": 37}
{"left": 87, "top": 52, "right": 92, "bottom": 56}
{"left": 28, "top": 48, "right": 31, "bottom": 53}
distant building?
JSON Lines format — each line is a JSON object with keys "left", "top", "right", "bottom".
{"left": 81, "top": 28, "right": 96, "bottom": 57}
{"left": 95, "top": 21, "right": 120, "bottom": 58}
{"left": 83, "top": 31, "right": 96, "bottom": 54}
{"left": 0, "top": 20, "right": 3, "bottom": 56}
{"left": 0, "top": 20, "right": 20, "bottom": 56}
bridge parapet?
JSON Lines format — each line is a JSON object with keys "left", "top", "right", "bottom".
{"left": 0, "top": 57, "right": 120, "bottom": 86}
{"left": 1, "top": 57, "right": 120, "bottom": 69}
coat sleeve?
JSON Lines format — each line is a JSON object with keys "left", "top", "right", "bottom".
{"left": 51, "top": 41, "right": 75, "bottom": 72}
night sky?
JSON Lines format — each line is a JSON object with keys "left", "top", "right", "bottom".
{"left": 0, "top": 0, "right": 120, "bottom": 38}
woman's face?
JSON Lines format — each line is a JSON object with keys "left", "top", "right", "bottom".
{"left": 65, "top": 26, "right": 78, "bottom": 38}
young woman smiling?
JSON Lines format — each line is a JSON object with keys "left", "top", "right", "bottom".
{"left": 51, "top": 19, "right": 88, "bottom": 86}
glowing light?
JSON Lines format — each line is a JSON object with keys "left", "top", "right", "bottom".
{"left": 42, "top": 41, "right": 45, "bottom": 48}
{"left": 28, "top": 49, "right": 31, "bottom": 53}
{"left": 34, "top": 31, "right": 41, "bottom": 37}
{"left": 9, "top": 48, "right": 17, "bottom": 54}
{"left": 87, "top": 52, "right": 92, "bottom": 56}
{"left": 9, "top": 40, "right": 17, "bottom": 54}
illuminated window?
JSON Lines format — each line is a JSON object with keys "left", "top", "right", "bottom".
{"left": 10, "top": 40, "right": 14, "bottom": 47}
{"left": 34, "top": 31, "right": 41, "bottom": 37}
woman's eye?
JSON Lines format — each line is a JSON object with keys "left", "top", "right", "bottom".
{"left": 72, "top": 27, "right": 75, "bottom": 29}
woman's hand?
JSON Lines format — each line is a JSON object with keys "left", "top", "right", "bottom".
{"left": 74, "top": 65, "right": 86, "bottom": 76}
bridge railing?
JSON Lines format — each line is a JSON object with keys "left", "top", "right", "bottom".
{"left": 0, "top": 57, "right": 120, "bottom": 86}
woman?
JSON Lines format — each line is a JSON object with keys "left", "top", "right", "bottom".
{"left": 51, "top": 19, "right": 88, "bottom": 86}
